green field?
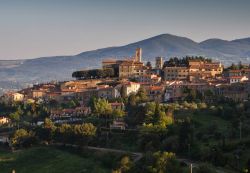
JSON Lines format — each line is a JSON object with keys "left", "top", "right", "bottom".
{"left": 175, "top": 109, "right": 230, "bottom": 132}
{"left": 0, "top": 146, "right": 120, "bottom": 173}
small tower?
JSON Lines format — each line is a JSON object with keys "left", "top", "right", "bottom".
{"left": 135, "top": 48, "right": 142, "bottom": 62}
{"left": 155, "top": 57, "right": 163, "bottom": 69}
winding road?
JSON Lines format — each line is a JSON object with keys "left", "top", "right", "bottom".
{"left": 51, "top": 143, "right": 237, "bottom": 173}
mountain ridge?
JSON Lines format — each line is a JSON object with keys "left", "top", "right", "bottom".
{"left": 0, "top": 33, "right": 250, "bottom": 90}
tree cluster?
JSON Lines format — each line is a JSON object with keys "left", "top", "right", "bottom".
{"left": 11, "top": 118, "right": 98, "bottom": 148}
{"left": 163, "top": 56, "right": 212, "bottom": 68}
{"left": 8, "top": 102, "right": 49, "bottom": 126}
{"left": 11, "top": 129, "right": 37, "bottom": 148}
{"left": 72, "top": 68, "right": 115, "bottom": 79}
{"left": 130, "top": 151, "right": 183, "bottom": 173}
{"left": 227, "top": 62, "right": 249, "bottom": 70}
{"left": 89, "top": 97, "right": 125, "bottom": 121}
{"left": 127, "top": 87, "right": 148, "bottom": 107}
{"left": 54, "top": 122, "right": 96, "bottom": 145}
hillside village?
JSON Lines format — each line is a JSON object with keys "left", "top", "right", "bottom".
{"left": 1, "top": 49, "right": 250, "bottom": 172}
{"left": 1, "top": 48, "right": 250, "bottom": 124}
{"left": 2, "top": 0, "right": 250, "bottom": 172}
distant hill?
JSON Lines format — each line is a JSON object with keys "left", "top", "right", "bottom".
{"left": 199, "top": 38, "right": 250, "bottom": 57}
{"left": 0, "top": 33, "right": 250, "bottom": 90}
{"left": 232, "top": 37, "right": 250, "bottom": 45}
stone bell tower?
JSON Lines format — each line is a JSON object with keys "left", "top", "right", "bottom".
{"left": 135, "top": 48, "right": 142, "bottom": 62}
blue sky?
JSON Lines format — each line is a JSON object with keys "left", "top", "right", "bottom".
{"left": 0, "top": 0, "right": 250, "bottom": 60}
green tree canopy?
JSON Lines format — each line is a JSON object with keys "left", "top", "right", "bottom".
{"left": 136, "top": 87, "right": 148, "bottom": 103}
{"left": 93, "top": 98, "right": 112, "bottom": 117}
{"left": 11, "top": 129, "right": 36, "bottom": 148}
{"left": 146, "top": 151, "right": 181, "bottom": 173}
{"left": 73, "top": 123, "right": 96, "bottom": 137}
{"left": 112, "top": 108, "right": 125, "bottom": 119}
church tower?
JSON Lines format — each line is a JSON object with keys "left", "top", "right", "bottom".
{"left": 135, "top": 48, "right": 142, "bottom": 62}
{"left": 155, "top": 57, "right": 163, "bottom": 69}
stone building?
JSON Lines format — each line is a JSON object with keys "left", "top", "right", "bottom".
{"left": 164, "top": 67, "right": 189, "bottom": 80}
{"left": 155, "top": 57, "right": 163, "bottom": 69}
{"left": 102, "top": 48, "right": 148, "bottom": 79}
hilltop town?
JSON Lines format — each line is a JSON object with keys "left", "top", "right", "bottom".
{"left": 1, "top": 49, "right": 250, "bottom": 173}
{"left": 2, "top": 0, "right": 250, "bottom": 172}
{"left": 1, "top": 48, "right": 249, "bottom": 112}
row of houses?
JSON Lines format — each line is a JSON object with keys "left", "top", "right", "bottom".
{"left": 225, "top": 69, "right": 250, "bottom": 84}
{"left": 102, "top": 48, "right": 250, "bottom": 86}
{"left": 102, "top": 49, "right": 225, "bottom": 82}
{"left": 0, "top": 79, "right": 142, "bottom": 105}
{"left": 1, "top": 48, "right": 250, "bottom": 106}
{"left": 164, "top": 60, "right": 223, "bottom": 81}
{"left": 1, "top": 75, "right": 250, "bottom": 107}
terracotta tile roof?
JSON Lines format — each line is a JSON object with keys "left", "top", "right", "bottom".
{"left": 119, "top": 60, "right": 143, "bottom": 66}
{"left": 110, "top": 102, "right": 123, "bottom": 106}
{"left": 189, "top": 65, "right": 200, "bottom": 68}
{"left": 164, "top": 66, "right": 188, "bottom": 69}
{"left": 152, "top": 76, "right": 160, "bottom": 79}
{"left": 102, "top": 59, "right": 118, "bottom": 63}
{"left": 138, "top": 82, "right": 151, "bottom": 85}
{"left": 63, "top": 109, "right": 75, "bottom": 113}
{"left": 229, "top": 76, "right": 246, "bottom": 79}
{"left": 149, "top": 86, "right": 163, "bottom": 91}
{"left": 61, "top": 89, "right": 77, "bottom": 92}
{"left": 229, "top": 70, "right": 242, "bottom": 72}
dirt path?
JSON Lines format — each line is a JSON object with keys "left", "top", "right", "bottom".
{"left": 86, "top": 146, "right": 143, "bottom": 162}
{"left": 52, "top": 143, "right": 236, "bottom": 172}
{"left": 52, "top": 143, "right": 143, "bottom": 162}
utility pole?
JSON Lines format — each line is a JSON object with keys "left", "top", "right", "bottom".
{"left": 239, "top": 119, "right": 242, "bottom": 141}
{"left": 235, "top": 154, "right": 240, "bottom": 171}
{"left": 188, "top": 143, "right": 191, "bottom": 159}
{"left": 190, "top": 164, "right": 193, "bottom": 173}
{"left": 106, "top": 131, "right": 109, "bottom": 147}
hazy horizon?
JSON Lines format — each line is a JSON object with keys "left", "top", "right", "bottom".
{"left": 0, "top": 0, "right": 250, "bottom": 60}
